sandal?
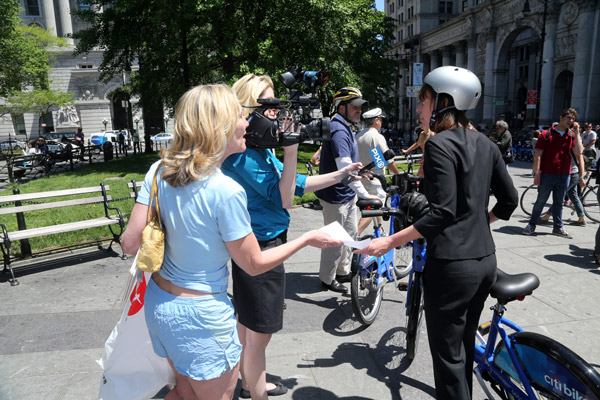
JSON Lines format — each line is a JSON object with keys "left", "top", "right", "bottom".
{"left": 240, "top": 382, "right": 288, "bottom": 398}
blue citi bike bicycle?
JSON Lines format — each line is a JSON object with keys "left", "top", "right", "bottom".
{"left": 473, "top": 270, "right": 600, "bottom": 399}
{"left": 349, "top": 173, "right": 417, "bottom": 325}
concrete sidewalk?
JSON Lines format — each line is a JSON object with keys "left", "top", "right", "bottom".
{"left": 0, "top": 160, "right": 599, "bottom": 399}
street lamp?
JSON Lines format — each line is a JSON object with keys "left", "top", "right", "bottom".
{"left": 164, "top": 114, "right": 170, "bottom": 135}
{"left": 523, "top": 0, "right": 548, "bottom": 129}
{"left": 102, "top": 118, "right": 108, "bottom": 131}
{"left": 133, "top": 116, "right": 139, "bottom": 133}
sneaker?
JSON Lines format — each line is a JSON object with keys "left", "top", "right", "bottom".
{"left": 522, "top": 224, "right": 535, "bottom": 236}
{"left": 552, "top": 227, "right": 572, "bottom": 239}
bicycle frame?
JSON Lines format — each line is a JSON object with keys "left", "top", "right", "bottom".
{"left": 474, "top": 304, "right": 540, "bottom": 400}
{"left": 405, "top": 238, "right": 426, "bottom": 310}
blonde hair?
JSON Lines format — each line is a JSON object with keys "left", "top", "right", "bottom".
{"left": 232, "top": 74, "right": 274, "bottom": 119}
{"left": 161, "top": 85, "right": 239, "bottom": 187}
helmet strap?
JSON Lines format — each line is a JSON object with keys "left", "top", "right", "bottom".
{"left": 429, "top": 93, "right": 456, "bottom": 131}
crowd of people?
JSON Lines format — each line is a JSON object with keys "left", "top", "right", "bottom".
{"left": 117, "top": 64, "right": 598, "bottom": 400}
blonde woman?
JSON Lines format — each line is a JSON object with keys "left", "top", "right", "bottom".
{"left": 121, "top": 85, "right": 341, "bottom": 400}
{"left": 222, "top": 74, "right": 361, "bottom": 400}
{"left": 401, "top": 125, "right": 434, "bottom": 177}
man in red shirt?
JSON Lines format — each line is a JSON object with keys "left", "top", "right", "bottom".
{"left": 522, "top": 108, "right": 583, "bottom": 238}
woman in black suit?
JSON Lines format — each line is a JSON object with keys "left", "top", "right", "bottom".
{"left": 356, "top": 66, "right": 518, "bottom": 399}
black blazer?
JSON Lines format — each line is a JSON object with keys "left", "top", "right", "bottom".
{"left": 413, "top": 127, "right": 518, "bottom": 260}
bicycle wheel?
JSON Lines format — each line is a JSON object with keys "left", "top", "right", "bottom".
{"left": 493, "top": 331, "right": 600, "bottom": 399}
{"left": 405, "top": 271, "right": 424, "bottom": 360}
{"left": 350, "top": 253, "right": 384, "bottom": 326}
{"left": 582, "top": 185, "right": 600, "bottom": 223}
{"left": 520, "top": 184, "right": 550, "bottom": 217}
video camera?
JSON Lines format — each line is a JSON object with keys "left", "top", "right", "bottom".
{"left": 244, "top": 68, "right": 332, "bottom": 149}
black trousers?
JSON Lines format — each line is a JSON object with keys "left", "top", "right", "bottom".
{"left": 423, "top": 254, "right": 496, "bottom": 400}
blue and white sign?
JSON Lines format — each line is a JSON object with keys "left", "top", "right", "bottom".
{"left": 369, "top": 147, "right": 386, "bottom": 170}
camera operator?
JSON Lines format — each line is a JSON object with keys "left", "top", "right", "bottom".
{"left": 222, "top": 74, "right": 361, "bottom": 400}
{"left": 315, "top": 87, "right": 379, "bottom": 294}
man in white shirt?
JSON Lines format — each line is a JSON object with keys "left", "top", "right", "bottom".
{"left": 356, "top": 107, "right": 401, "bottom": 235}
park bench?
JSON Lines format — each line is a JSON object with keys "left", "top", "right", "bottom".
{"left": 0, "top": 184, "right": 126, "bottom": 286}
{"left": 5, "top": 153, "right": 51, "bottom": 183}
{"left": 128, "top": 179, "right": 143, "bottom": 200}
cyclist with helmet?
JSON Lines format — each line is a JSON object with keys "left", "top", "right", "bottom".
{"left": 356, "top": 66, "right": 518, "bottom": 399}
{"left": 315, "top": 87, "right": 377, "bottom": 293}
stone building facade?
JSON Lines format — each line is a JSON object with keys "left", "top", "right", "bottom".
{"left": 388, "top": 0, "right": 600, "bottom": 132}
{"left": 0, "top": 0, "right": 142, "bottom": 140}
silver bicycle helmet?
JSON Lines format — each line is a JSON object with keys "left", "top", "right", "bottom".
{"left": 424, "top": 66, "right": 482, "bottom": 111}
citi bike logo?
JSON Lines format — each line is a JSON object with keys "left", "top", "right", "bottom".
{"left": 369, "top": 147, "right": 386, "bottom": 170}
{"left": 544, "top": 375, "right": 589, "bottom": 400}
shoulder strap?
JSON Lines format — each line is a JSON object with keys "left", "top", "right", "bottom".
{"left": 148, "top": 166, "right": 163, "bottom": 227}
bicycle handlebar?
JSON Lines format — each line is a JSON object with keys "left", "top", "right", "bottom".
{"left": 362, "top": 207, "right": 406, "bottom": 219}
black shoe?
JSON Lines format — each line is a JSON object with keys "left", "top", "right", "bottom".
{"left": 322, "top": 279, "right": 348, "bottom": 293}
{"left": 240, "top": 382, "right": 288, "bottom": 398}
{"left": 335, "top": 273, "right": 351, "bottom": 283}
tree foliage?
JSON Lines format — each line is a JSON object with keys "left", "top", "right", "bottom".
{"left": 0, "top": 89, "right": 74, "bottom": 132}
{"left": 0, "top": 1, "right": 67, "bottom": 98}
{"left": 74, "top": 0, "right": 397, "bottom": 113}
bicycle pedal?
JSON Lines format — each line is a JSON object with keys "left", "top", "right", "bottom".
{"left": 397, "top": 282, "right": 408, "bottom": 291}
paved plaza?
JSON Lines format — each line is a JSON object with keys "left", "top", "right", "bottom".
{"left": 0, "top": 160, "right": 599, "bottom": 399}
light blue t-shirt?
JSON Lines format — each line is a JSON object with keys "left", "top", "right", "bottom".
{"left": 222, "top": 148, "right": 306, "bottom": 241}
{"left": 137, "top": 161, "right": 252, "bottom": 292}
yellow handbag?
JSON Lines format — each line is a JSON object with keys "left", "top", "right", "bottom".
{"left": 136, "top": 167, "right": 166, "bottom": 273}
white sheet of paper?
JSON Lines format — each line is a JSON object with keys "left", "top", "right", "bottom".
{"left": 319, "top": 221, "right": 371, "bottom": 250}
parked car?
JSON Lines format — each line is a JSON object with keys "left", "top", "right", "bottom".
{"left": 0, "top": 139, "right": 26, "bottom": 151}
{"left": 90, "top": 132, "right": 118, "bottom": 148}
{"left": 151, "top": 133, "right": 174, "bottom": 142}
{"left": 46, "top": 139, "right": 61, "bottom": 152}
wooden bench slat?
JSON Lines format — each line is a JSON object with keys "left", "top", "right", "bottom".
{"left": 0, "top": 196, "right": 112, "bottom": 216}
{"left": 127, "top": 182, "right": 143, "bottom": 188}
{"left": 1, "top": 216, "right": 123, "bottom": 241}
{"left": 0, "top": 186, "right": 110, "bottom": 203}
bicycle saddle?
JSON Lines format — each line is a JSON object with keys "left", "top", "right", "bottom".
{"left": 490, "top": 269, "right": 540, "bottom": 305}
{"left": 357, "top": 198, "right": 383, "bottom": 210}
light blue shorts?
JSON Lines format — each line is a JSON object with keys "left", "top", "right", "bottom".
{"left": 144, "top": 278, "right": 242, "bottom": 381}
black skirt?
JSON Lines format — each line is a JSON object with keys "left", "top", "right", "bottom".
{"left": 232, "top": 230, "right": 287, "bottom": 334}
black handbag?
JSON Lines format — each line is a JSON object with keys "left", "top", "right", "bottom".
{"left": 503, "top": 150, "right": 515, "bottom": 164}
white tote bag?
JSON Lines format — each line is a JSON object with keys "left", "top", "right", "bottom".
{"left": 98, "top": 259, "right": 176, "bottom": 400}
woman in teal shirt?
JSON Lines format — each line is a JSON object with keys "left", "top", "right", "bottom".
{"left": 223, "top": 74, "right": 361, "bottom": 399}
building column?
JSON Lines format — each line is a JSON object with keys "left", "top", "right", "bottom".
{"left": 483, "top": 29, "right": 496, "bottom": 127}
{"left": 58, "top": 0, "right": 74, "bottom": 45}
{"left": 571, "top": 2, "right": 596, "bottom": 119}
{"left": 467, "top": 36, "right": 476, "bottom": 72}
{"left": 455, "top": 41, "right": 467, "bottom": 68}
{"left": 442, "top": 46, "right": 453, "bottom": 66}
{"left": 539, "top": 14, "right": 557, "bottom": 126}
{"left": 41, "top": 0, "right": 57, "bottom": 36}
{"left": 430, "top": 50, "right": 441, "bottom": 70}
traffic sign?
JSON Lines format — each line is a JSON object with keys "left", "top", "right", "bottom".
{"left": 406, "top": 86, "right": 421, "bottom": 98}
{"left": 527, "top": 90, "right": 537, "bottom": 109}
{"left": 494, "top": 101, "right": 504, "bottom": 105}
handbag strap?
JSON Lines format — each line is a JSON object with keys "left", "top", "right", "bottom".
{"left": 148, "top": 166, "right": 163, "bottom": 227}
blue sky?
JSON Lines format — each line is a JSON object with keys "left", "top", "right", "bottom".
{"left": 376, "top": 0, "right": 384, "bottom": 11}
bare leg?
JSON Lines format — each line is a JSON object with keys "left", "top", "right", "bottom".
{"left": 186, "top": 361, "right": 240, "bottom": 400}
{"left": 239, "top": 325, "right": 272, "bottom": 400}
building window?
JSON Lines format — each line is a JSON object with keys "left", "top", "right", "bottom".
{"left": 400, "top": 13, "right": 403, "bottom": 22}
{"left": 12, "top": 114, "right": 26, "bottom": 136}
{"left": 408, "top": 7, "right": 413, "bottom": 18}
{"left": 25, "top": 0, "right": 40, "bottom": 16}
{"left": 78, "top": 0, "right": 91, "bottom": 10}
{"left": 399, "top": 30, "right": 403, "bottom": 41}
{"left": 41, "top": 112, "right": 54, "bottom": 134}
{"left": 399, "top": 0, "right": 403, "bottom": 6}
{"left": 79, "top": 63, "right": 93, "bottom": 69}
{"left": 439, "top": 1, "right": 453, "bottom": 14}
{"left": 462, "top": 0, "right": 468, "bottom": 10}
{"left": 391, "top": 3, "right": 395, "bottom": 13}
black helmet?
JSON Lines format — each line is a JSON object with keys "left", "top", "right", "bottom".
{"left": 400, "top": 192, "right": 429, "bottom": 225}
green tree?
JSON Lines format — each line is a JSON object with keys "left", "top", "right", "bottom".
{"left": 73, "top": 0, "right": 396, "bottom": 114}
